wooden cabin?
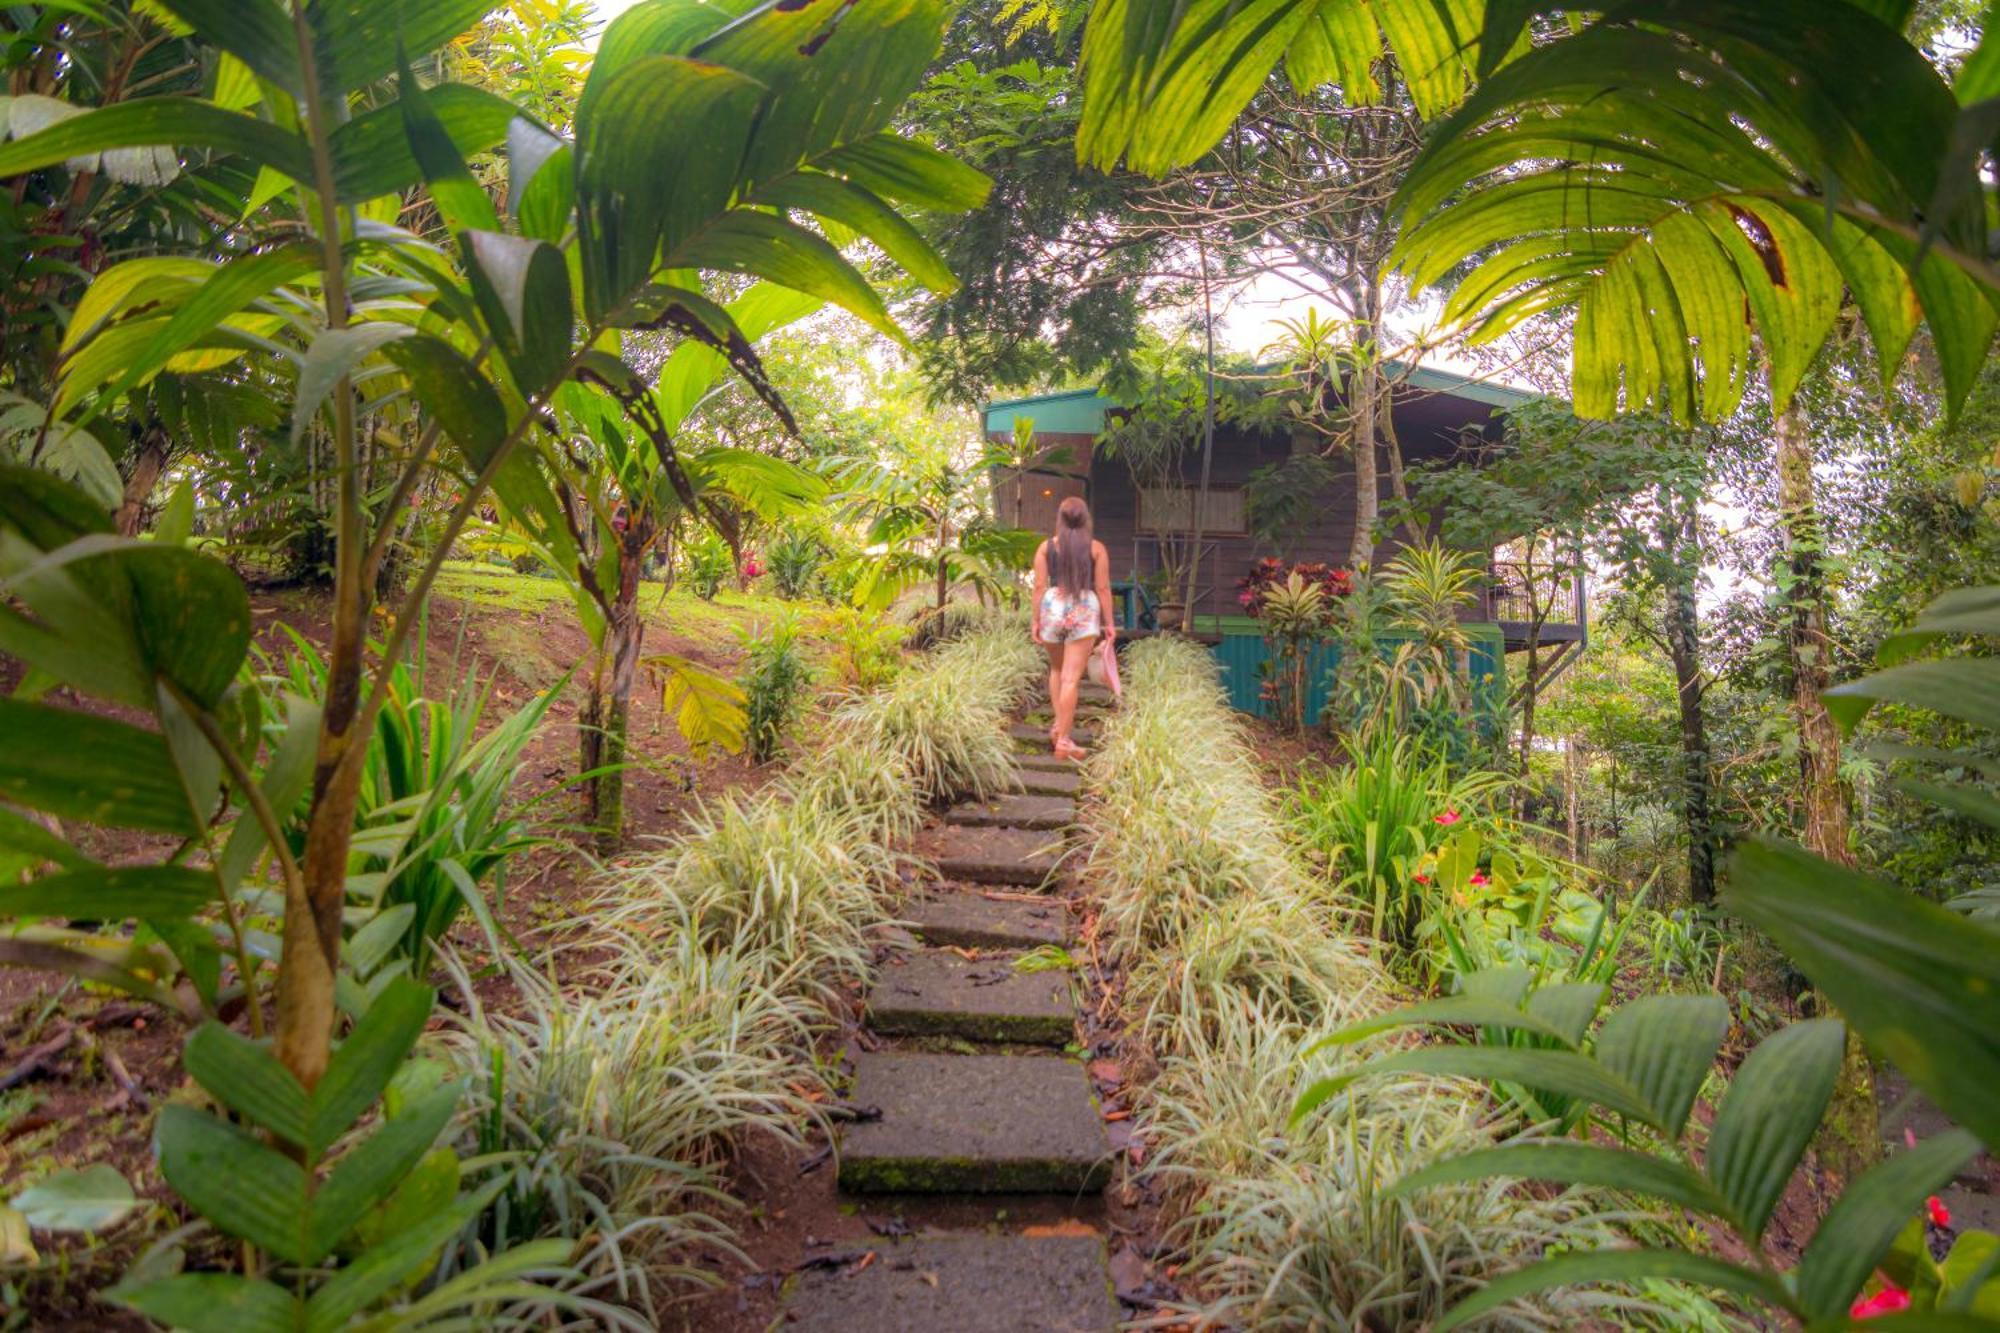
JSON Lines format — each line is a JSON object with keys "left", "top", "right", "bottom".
{"left": 983, "top": 364, "right": 1586, "bottom": 718}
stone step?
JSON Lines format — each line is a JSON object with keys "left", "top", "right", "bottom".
{"left": 1013, "top": 766, "right": 1082, "bottom": 798}
{"left": 921, "top": 825, "right": 1067, "bottom": 888}
{"left": 838, "top": 1053, "right": 1110, "bottom": 1193}
{"left": 1008, "top": 721, "right": 1097, "bottom": 749}
{"left": 781, "top": 1233, "right": 1120, "bottom": 1332}
{"left": 946, "top": 792, "right": 1076, "bottom": 831}
{"left": 1016, "top": 751, "right": 1078, "bottom": 773}
{"left": 902, "top": 891, "right": 1070, "bottom": 951}
{"left": 867, "top": 948, "right": 1075, "bottom": 1045}
{"left": 1041, "top": 682, "right": 1114, "bottom": 706}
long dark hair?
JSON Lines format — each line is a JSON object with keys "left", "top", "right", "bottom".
{"left": 1051, "top": 495, "right": 1094, "bottom": 596}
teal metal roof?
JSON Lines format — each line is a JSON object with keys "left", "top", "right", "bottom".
{"left": 981, "top": 361, "right": 1539, "bottom": 436}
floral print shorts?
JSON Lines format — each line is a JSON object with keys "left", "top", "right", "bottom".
{"left": 1038, "top": 587, "right": 1102, "bottom": 644}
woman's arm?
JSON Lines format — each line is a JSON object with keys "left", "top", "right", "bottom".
{"left": 1030, "top": 542, "right": 1049, "bottom": 636}
{"left": 1093, "top": 541, "right": 1116, "bottom": 641}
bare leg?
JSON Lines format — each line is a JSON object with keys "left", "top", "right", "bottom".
{"left": 1054, "top": 635, "right": 1095, "bottom": 757}
{"left": 1043, "top": 643, "right": 1064, "bottom": 745}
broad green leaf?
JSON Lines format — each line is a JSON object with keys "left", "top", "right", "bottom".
{"left": 504, "top": 116, "right": 566, "bottom": 223}
{"left": 0, "top": 805, "right": 94, "bottom": 875}
{"left": 154, "top": 0, "right": 300, "bottom": 92}
{"left": 306, "top": 1081, "right": 462, "bottom": 1262}
{"left": 1795, "top": 1129, "right": 1983, "bottom": 1321}
{"left": 302, "top": 1180, "right": 505, "bottom": 1332}
{"left": 60, "top": 257, "right": 214, "bottom": 356}
{"left": 0, "top": 98, "right": 311, "bottom": 182}
{"left": 0, "top": 461, "right": 112, "bottom": 546}
{"left": 111, "top": 1272, "right": 297, "bottom": 1333}
{"left": 382, "top": 335, "right": 505, "bottom": 469}
{"left": 1825, "top": 658, "right": 2000, "bottom": 735}
{"left": 1725, "top": 838, "right": 2000, "bottom": 1152}
{"left": 1876, "top": 586, "right": 2000, "bottom": 663}
{"left": 395, "top": 55, "right": 499, "bottom": 236}
{"left": 752, "top": 172, "right": 960, "bottom": 292}
{"left": 0, "top": 698, "right": 194, "bottom": 834}
{"left": 1593, "top": 993, "right": 1728, "bottom": 1140}
{"left": 821, "top": 133, "right": 993, "bottom": 211}
{"left": 464, "top": 231, "right": 572, "bottom": 399}
{"left": 1523, "top": 981, "right": 1607, "bottom": 1047}
{"left": 307, "top": 976, "right": 434, "bottom": 1155}
{"left": 155, "top": 1105, "right": 310, "bottom": 1263}
{"left": 310, "top": 0, "right": 494, "bottom": 92}
{"left": 154, "top": 482, "right": 194, "bottom": 546}
{"left": 1897, "top": 778, "right": 2000, "bottom": 833}
{"left": 183, "top": 1023, "right": 311, "bottom": 1146}
{"left": 327, "top": 84, "right": 520, "bottom": 204}
{"left": 574, "top": 54, "right": 762, "bottom": 321}
{"left": 292, "top": 323, "right": 413, "bottom": 446}
{"left": 9, "top": 1164, "right": 137, "bottom": 1232}
{"left": 124, "top": 543, "right": 253, "bottom": 706}
{"left": 1431, "top": 1248, "right": 1788, "bottom": 1331}
{"left": 1707, "top": 1018, "right": 1845, "bottom": 1241}
{"left": 647, "top": 652, "right": 748, "bottom": 759}
{"left": 1300, "top": 993, "right": 1576, "bottom": 1055}
{"left": 675, "top": 210, "right": 904, "bottom": 344}
{"left": 0, "top": 865, "right": 212, "bottom": 920}
{"left": 1292, "top": 1045, "right": 1656, "bottom": 1127}
{"left": 651, "top": 281, "right": 821, "bottom": 433}
{"left": 1386, "top": 1142, "right": 1731, "bottom": 1217}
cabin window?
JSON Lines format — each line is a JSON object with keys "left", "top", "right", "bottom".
{"left": 1138, "top": 486, "right": 1246, "bottom": 535}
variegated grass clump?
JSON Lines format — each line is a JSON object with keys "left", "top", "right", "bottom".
{"left": 1087, "top": 636, "right": 1637, "bottom": 1328}
{"left": 834, "top": 615, "right": 1038, "bottom": 803}
{"left": 438, "top": 935, "right": 820, "bottom": 1321}
{"left": 784, "top": 735, "right": 922, "bottom": 847}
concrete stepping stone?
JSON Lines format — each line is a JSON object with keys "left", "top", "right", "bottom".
{"left": 839, "top": 1052, "right": 1110, "bottom": 1193}
{"left": 902, "top": 892, "right": 1069, "bottom": 950}
{"left": 1016, "top": 752, "right": 1077, "bottom": 773}
{"left": 946, "top": 792, "right": 1076, "bottom": 830}
{"left": 1039, "top": 682, "right": 1114, "bottom": 707}
{"left": 1009, "top": 721, "right": 1096, "bottom": 748}
{"left": 921, "top": 825, "right": 1066, "bottom": 887}
{"left": 781, "top": 1233, "right": 1120, "bottom": 1332}
{"left": 867, "top": 948, "right": 1075, "bottom": 1044}
{"left": 1013, "top": 766, "right": 1082, "bottom": 797}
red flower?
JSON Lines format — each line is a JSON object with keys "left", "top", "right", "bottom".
{"left": 1851, "top": 1286, "right": 1911, "bottom": 1319}
{"left": 1927, "top": 1195, "right": 1952, "bottom": 1228}
{"left": 1434, "top": 809, "right": 1460, "bottom": 826}
{"left": 1469, "top": 870, "right": 1489, "bottom": 887}
{"left": 1413, "top": 873, "right": 1429, "bottom": 885}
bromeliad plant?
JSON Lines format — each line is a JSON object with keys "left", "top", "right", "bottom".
{"left": 1294, "top": 986, "right": 1987, "bottom": 1330}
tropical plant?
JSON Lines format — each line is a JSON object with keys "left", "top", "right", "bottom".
{"left": 274, "top": 630, "right": 555, "bottom": 972}
{"left": 1295, "top": 986, "right": 1985, "bottom": 1331}
{"left": 0, "top": 0, "right": 987, "bottom": 1097}
{"left": 684, "top": 531, "right": 732, "bottom": 601}
{"left": 1286, "top": 731, "right": 1510, "bottom": 955}
{"left": 1251, "top": 569, "right": 1339, "bottom": 733}
{"left": 838, "top": 434, "right": 1041, "bottom": 612}
{"left": 816, "top": 607, "right": 908, "bottom": 690}
{"left": 766, "top": 527, "right": 827, "bottom": 601}
{"left": 739, "top": 612, "right": 814, "bottom": 764}
{"left": 110, "top": 978, "right": 575, "bottom": 1329}
{"left": 1075, "top": 3, "right": 2000, "bottom": 424}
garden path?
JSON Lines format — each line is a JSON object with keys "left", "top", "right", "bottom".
{"left": 780, "top": 681, "right": 1124, "bottom": 1331}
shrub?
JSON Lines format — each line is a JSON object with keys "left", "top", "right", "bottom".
{"left": 766, "top": 529, "right": 824, "bottom": 600}
{"left": 739, "top": 612, "right": 814, "bottom": 763}
{"left": 683, "top": 532, "right": 731, "bottom": 600}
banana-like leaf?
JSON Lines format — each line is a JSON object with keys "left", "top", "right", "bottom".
{"left": 1386, "top": 1141, "right": 1732, "bottom": 1217}
{"left": 822, "top": 133, "right": 993, "bottom": 211}
{"left": 0, "top": 97, "right": 311, "bottom": 182}
{"left": 0, "top": 865, "right": 213, "bottom": 920}
{"left": 1706, "top": 1017, "right": 1846, "bottom": 1242}
{"left": 685, "top": 448, "right": 827, "bottom": 521}
{"left": 674, "top": 210, "right": 904, "bottom": 344}
{"left": 327, "top": 84, "right": 522, "bottom": 204}
{"left": 1794, "top": 1129, "right": 1984, "bottom": 1322}
{"left": 753, "top": 171, "right": 960, "bottom": 292}
{"left": 309, "top": 0, "right": 495, "bottom": 93}
{"left": 646, "top": 653, "right": 748, "bottom": 760}
{"left": 1724, "top": 837, "right": 2000, "bottom": 1154}
{"left": 1592, "top": 993, "right": 1727, "bottom": 1141}
{"left": 1431, "top": 1248, "right": 1790, "bottom": 1331}
{"left": 1292, "top": 1044, "right": 1657, "bottom": 1128}
{"left": 1825, "top": 658, "right": 2000, "bottom": 736}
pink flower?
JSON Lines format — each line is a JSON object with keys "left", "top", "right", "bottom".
{"left": 1413, "top": 873, "right": 1429, "bottom": 885}
{"left": 1434, "top": 809, "right": 1460, "bottom": 826}
{"left": 1851, "top": 1286, "right": 1911, "bottom": 1319}
{"left": 1928, "top": 1195, "right": 1952, "bottom": 1228}
{"left": 1469, "top": 870, "right": 1489, "bottom": 887}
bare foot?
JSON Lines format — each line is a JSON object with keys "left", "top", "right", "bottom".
{"left": 1055, "top": 738, "right": 1089, "bottom": 762}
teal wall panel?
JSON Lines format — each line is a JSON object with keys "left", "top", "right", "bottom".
{"left": 1209, "top": 626, "right": 1508, "bottom": 725}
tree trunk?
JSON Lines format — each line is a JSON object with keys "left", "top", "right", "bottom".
{"left": 1774, "top": 403, "right": 1852, "bottom": 864}
{"left": 1658, "top": 489, "right": 1716, "bottom": 905}
{"left": 1773, "top": 397, "right": 1876, "bottom": 1182}
{"left": 1564, "top": 738, "right": 1585, "bottom": 861}
{"left": 115, "top": 427, "right": 167, "bottom": 537}
{"left": 935, "top": 511, "right": 951, "bottom": 610}
{"left": 582, "top": 527, "right": 649, "bottom": 854}
{"left": 1348, "top": 295, "right": 1381, "bottom": 570}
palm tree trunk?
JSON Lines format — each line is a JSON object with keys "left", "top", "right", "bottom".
{"left": 583, "top": 527, "right": 649, "bottom": 853}
{"left": 1658, "top": 489, "right": 1716, "bottom": 905}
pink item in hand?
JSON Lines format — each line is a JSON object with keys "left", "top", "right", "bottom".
{"left": 1098, "top": 637, "right": 1121, "bottom": 699}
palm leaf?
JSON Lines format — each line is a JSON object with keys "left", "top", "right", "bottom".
{"left": 644, "top": 653, "right": 748, "bottom": 760}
